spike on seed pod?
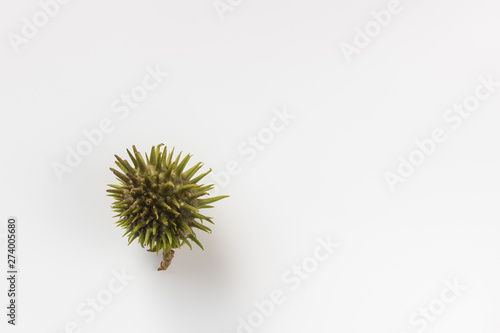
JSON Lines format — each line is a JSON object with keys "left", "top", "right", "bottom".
{"left": 107, "top": 144, "right": 228, "bottom": 271}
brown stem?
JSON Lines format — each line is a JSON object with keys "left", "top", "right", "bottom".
{"left": 158, "top": 249, "right": 175, "bottom": 271}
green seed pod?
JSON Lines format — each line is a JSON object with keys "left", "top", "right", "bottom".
{"left": 107, "top": 144, "right": 228, "bottom": 271}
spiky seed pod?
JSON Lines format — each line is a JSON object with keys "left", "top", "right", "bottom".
{"left": 107, "top": 144, "right": 228, "bottom": 271}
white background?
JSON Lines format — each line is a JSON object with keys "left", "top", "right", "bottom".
{"left": 1, "top": 0, "right": 500, "bottom": 332}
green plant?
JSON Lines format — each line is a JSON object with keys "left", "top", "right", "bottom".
{"left": 107, "top": 144, "right": 228, "bottom": 271}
